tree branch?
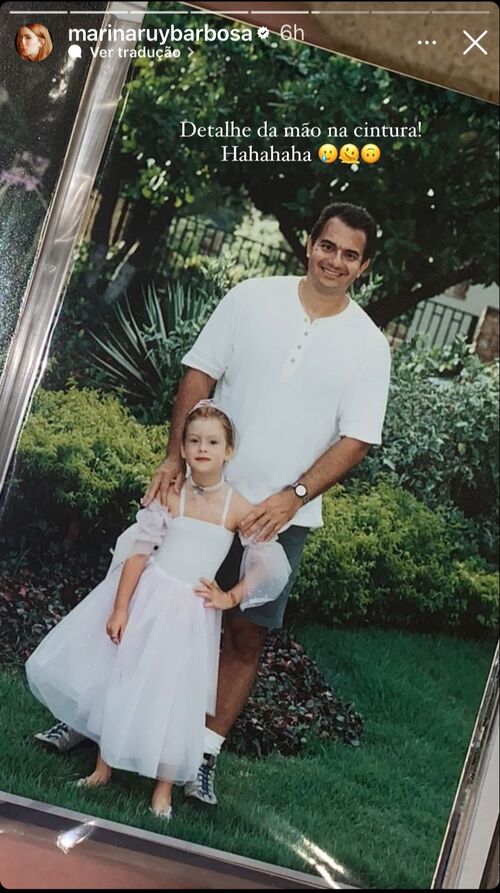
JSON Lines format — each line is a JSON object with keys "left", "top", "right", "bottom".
{"left": 367, "top": 260, "right": 481, "bottom": 328}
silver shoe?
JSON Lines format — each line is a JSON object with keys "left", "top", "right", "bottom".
{"left": 74, "top": 776, "right": 110, "bottom": 789}
{"left": 149, "top": 805, "right": 172, "bottom": 821}
{"left": 75, "top": 777, "right": 91, "bottom": 788}
{"left": 34, "top": 721, "right": 86, "bottom": 753}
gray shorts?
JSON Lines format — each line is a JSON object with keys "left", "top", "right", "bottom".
{"left": 215, "top": 526, "right": 310, "bottom": 630}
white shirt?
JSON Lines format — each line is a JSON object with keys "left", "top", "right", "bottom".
{"left": 182, "top": 276, "right": 391, "bottom": 529}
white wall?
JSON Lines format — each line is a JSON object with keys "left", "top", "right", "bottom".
{"left": 434, "top": 282, "right": 499, "bottom": 315}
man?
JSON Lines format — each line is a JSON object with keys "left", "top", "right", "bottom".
{"left": 35, "top": 202, "right": 391, "bottom": 809}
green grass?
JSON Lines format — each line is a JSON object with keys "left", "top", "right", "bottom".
{"left": 0, "top": 624, "right": 494, "bottom": 888}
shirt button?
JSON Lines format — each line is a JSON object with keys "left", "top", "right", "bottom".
{"left": 304, "top": 331, "right": 309, "bottom": 336}
{"left": 290, "top": 358, "right": 295, "bottom": 363}
{"left": 297, "top": 345, "right": 302, "bottom": 349}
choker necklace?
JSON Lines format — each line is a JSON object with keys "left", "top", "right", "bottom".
{"left": 190, "top": 476, "right": 225, "bottom": 497}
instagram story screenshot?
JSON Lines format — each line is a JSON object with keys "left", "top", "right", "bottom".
{"left": 0, "top": 2, "right": 498, "bottom": 889}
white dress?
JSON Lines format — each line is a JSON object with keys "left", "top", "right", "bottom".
{"left": 25, "top": 486, "right": 290, "bottom": 784}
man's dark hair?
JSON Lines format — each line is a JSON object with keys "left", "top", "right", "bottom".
{"left": 309, "top": 202, "right": 377, "bottom": 261}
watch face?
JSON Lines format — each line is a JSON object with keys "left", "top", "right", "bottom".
{"left": 295, "top": 484, "right": 307, "bottom": 498}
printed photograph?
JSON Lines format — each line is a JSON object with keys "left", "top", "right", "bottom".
{"left": 0, "top": 4, "right": 498, "bottom": 888}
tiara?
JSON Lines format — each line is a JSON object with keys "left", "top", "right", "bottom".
{"left": 187, "top": 399, "right": 235, "bottom": 430}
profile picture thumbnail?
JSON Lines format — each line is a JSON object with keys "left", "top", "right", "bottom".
{"left": 16, "top": 23, "right": 53, "bottom": 62}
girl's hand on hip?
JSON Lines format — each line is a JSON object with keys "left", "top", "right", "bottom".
{"left": 194, "top": 578, "right": 233, "bottom": 610}
{"left": 106, "top": 609, "right": 128, "bottom": 644}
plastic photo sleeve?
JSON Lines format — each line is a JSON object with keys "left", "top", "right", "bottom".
{"left": 0, "top": 2, "right": 498, "bottom": 889}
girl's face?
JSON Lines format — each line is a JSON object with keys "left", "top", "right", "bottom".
{"left": 19, "top": 27, "right": 43, "bottom": 59}
{"left": 181, "top": 418, "right": 233, "bottom": 476}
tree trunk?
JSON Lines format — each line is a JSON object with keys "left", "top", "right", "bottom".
{"left": 90, "top": 159, "right": 125, "bottom": 248}
{"left": 278, "top": 216, "right": 307, "bottom": 266}
{"left": 244, "top": 180, "right": 307, "bottom": 264}
{"left": 100, "top": 200, "right": 176, "bottom": 308}
{"left": 367, "top": 261, "right": 480, "bottom": 328}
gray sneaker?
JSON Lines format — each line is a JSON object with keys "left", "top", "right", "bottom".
{"left": 184, "top": 753, "right": 218, "bottom": 807}
{"left": 34, "top": 721, "right": 87, "bottom": 753}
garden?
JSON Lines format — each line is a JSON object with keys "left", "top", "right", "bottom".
{"left": 0, "top": 255, "right": 497, "bottom": 888}
{"left": 0, "top": 5, "right": 499, "bottom": 887}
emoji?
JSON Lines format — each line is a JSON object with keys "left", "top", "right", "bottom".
{"left": 361, "top": 143, "right": 381, "bottom": 164}
{"left": 318, "top": 143, "right": 338, "bottom": 164}
{"left": 339, "top": 144, "right": 359, "bottom": 164}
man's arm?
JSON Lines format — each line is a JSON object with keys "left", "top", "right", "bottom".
{"left": 142, "top": 367, "right": 216, "bottom": 506}
{"left": 143, "top": 282, "right": 238, "bottom": 506}
{"left": 239, "top": 436, "right": 370, "bottom": 542}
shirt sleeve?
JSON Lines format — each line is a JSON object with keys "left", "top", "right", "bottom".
{"left": 237, "top": 534, "right": 291, "bottom": 611}
{"left": 181, "top": 283, "right": 241, "bottom": 380}
{"left": 338, "top": 336, "right": 392, "bottom": 445}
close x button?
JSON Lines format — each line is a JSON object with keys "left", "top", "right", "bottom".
{"left": 462, "top": 30, "right": 488, "bottom": 56}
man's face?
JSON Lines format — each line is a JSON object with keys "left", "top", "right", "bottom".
{"left": 306, "top": 217, "right": 371, "bottom": 294}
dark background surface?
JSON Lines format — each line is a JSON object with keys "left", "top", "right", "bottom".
{"left": 0, "top": 1, "right": 107, "bottom": 372}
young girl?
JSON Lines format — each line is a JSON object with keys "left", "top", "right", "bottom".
{"left": 25, "top": 401, "right": 290, "bottom": 820}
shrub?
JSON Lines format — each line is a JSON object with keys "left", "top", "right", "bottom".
{"left": 43, "top": 240, "right": 116, "bottom": 392}
{"left": 89, "top": 279, "right": 221, "bottom": 424}
{"left": 353, "top": 336, "right": 499, "bottom": 562}
{"left": 452, "top": 560, "right": 500, "bottom": 633}
{"left": 48, "top": 253, "right": 243, "bottom": 424}
{"left": 0, "top": 565, "right": 105, "bottom": 667}
{"left": 0, "top": 570, "right": 62, "bottom": 667}
{"left": 4, "top": 388, "right": 497, "bottom": 640}
{"left": 7, "top": 388, "right": 165, "bottom": 556}
{"left": 293, "top": 482, "right": 498, "bottom": 637}
{"left": 0, "top": 583, "right": 364, "bottom": 758}
{"left": 227, "top": 629, "right": 363, "bottom": 757}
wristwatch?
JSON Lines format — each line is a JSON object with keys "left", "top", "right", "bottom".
{"left": 290, "top": 480, "right": 309, "bottom": 505}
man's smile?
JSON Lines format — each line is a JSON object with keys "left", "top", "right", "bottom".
{"left": 319, "top": 265, "right": 346, "bottom": 278}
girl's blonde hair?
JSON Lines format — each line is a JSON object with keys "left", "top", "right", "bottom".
{"left": 16, "top": 24, "right": 53, "bottom": 61}
{"left": 182, "top": 403, "right": 236, "bottom": 450}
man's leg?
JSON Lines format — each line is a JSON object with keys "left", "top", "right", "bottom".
{"left": 208, "top": 613, "right": 268, "bottom": 737}
{"left": 184, "top": 613, "right": 266, "bottom": 806}
{"left": 185, "top": 525, "right": 309, "bottom": 807}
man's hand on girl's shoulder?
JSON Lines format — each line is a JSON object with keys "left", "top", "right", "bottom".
{"left": 142, "top": 457, "right": 185, "bottom": 508}
{"left": 239, "top": 489, "right": 298, "bottom": 542}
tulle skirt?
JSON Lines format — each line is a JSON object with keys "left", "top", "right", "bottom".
{"left": 25, "top": 560, "right": 222, "bottom": 784}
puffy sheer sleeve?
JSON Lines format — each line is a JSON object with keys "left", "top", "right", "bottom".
{"left": 106, "top": 501, "right": 170, "bottom": 576}
{"left": 130, "top": 501, "right": 170, "bottom": 556}
{"left": 238, "top": 534, "right": 291, "bottom": 611}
